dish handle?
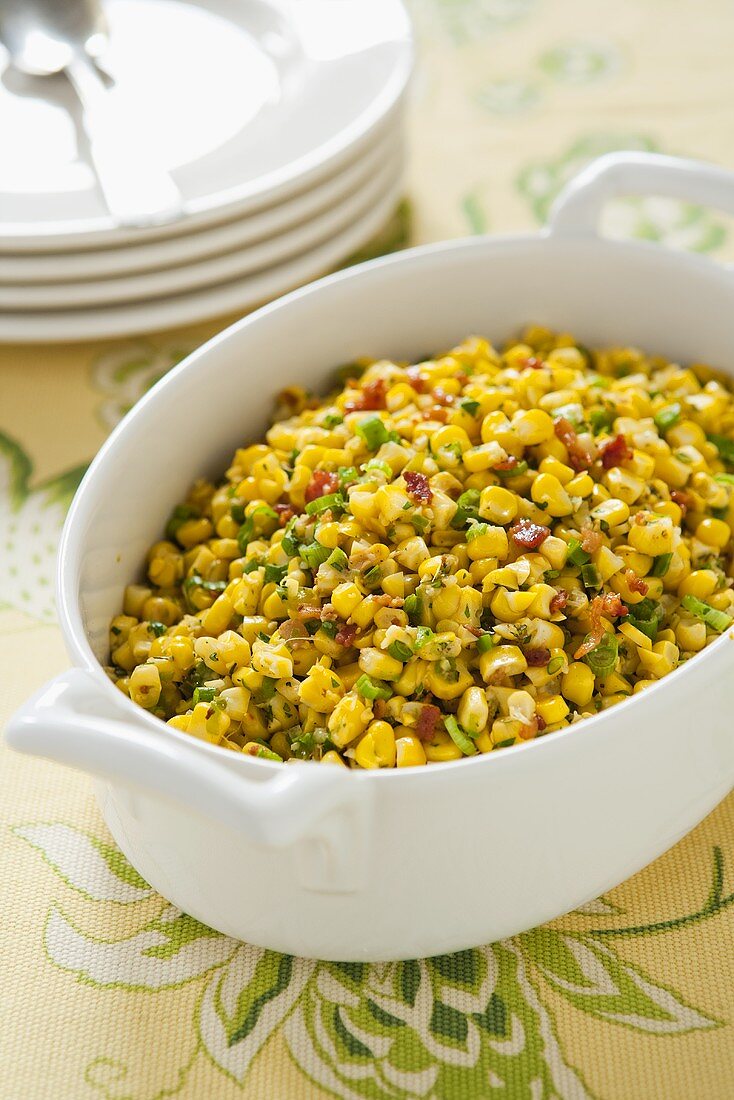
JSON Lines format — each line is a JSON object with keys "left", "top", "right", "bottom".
{"left": 5, "top": 668, "right": 373, "bottom": 893}
{"left": 548, "top": 151, "right": 734, "bottom": 251}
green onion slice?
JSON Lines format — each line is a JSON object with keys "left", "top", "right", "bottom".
{"left": 356, "top": 416, "right": 391, "bottom": 451}
{"left": 651, "top": 552, "right": 673, "bottom": 577}
{"left": 583, "top": 631, "right": 619, "bottom": 677}
{"left": 681, "top": 594, "right": 732, "bottom": 633}
{"left": 355, "top": 674, "right": 393, "bottom": 701}
{"left": 388, "top": 641, "right": 413, "bottom": 662}
{"left": 305, "top": 492, "right": 345, "bottom": 516}
{"left": 654, "top": 403, "right": 682, "bottom": 434}
{"left": 444, "top": 716, "right": 477, "bottom": 755}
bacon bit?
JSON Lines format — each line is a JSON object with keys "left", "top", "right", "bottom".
{"left": 455, "top": 371, "right": 470, "bottom": 387}
{"left": 509, "top": 520, "right": 550, "bottom": 550}
{"left": 320, "top": 604, "right": 339, "bottom": 621}
{"left": 432, "top": 387, "right": 455, "bottom": 407}
{"left": 274, "top": 502, "right": 295, "bottom": 526}
{"left": 554, "top": 416, "right": 593, "bottom": 471}
{"left": 404, "top": 471, "right": 433, "bottom": 505}
{"left": 295, "top": 604, "right": 322, "bottom": 621}
{"left": 422, "top": 405, "right": 449, "bottom": 422}
{"left": 335, "top": 623, "right": 358, "bottom": 648}
{"left": 415, "top": 704, "right": 441, "bottom": 742}
{"left": 494, "top": 455, "right": 519, "bottom": 472}
{"left": 574, "top": 593, "right": 628, "bottom": 659}
{"left": 406, "top": 366, "right": 428, "bottom": 393}
{"left": 344, "top": 378, "right": 387, "bottom": 413}
{"left": 517, "top": 717, "right": 539, "bottom": 740}
{"left": 671, "top": 490, "right": 693, "bottom": 515}
{"left": 625, "top": 570, "right": 648, "bottom": 595}
{"left": 579, "top": 527, "right": 603, "bottom": 554}
{"left": 278, "top": 619, "right": 309, "bottom": 641}
{"left": 304, "top": 469, "right": 339, "bottom": 504}
{"left": 599, "top": 433, "right": 632, "bottom": 469}
{"left": 373, "top": 698, "right": 388, "bottom": 720}
{"left": 521, "top": 356, "right": 545, "bottom": 370}
{"left": 524, "top": 646, "right": 551, "bottom": 667}
{"left": 536, "top": 714, "right": 547, "bottom": 732}
{"left": 550, "top": 590, "right": 568, "bottom": 614}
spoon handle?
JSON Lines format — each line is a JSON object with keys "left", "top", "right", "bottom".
{"left": 65, "top": 54, "right": 184, "bottom": 230}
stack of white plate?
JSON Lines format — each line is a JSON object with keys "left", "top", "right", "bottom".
{"left": 0, "top": 0, "right": 412, "bottom": 342}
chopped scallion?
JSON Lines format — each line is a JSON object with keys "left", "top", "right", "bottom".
{"left": 681, "top": 594, "right": 732, "bottom": 632}
{"left": 355, "top": 674, "right": 393, "bottom": 701}
{"left": 444, "top": 716, "right": 477, "bottom": 756}
{"left": 388, "top": 641, "right": 413, "bottom": 662}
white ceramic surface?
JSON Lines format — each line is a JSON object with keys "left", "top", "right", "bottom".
{"left": 0, "top": 0, "right": 412, "bottom": 249}
{"left": 0, "top": 151, "right": 402, "bottom": 308}
{"left": 7, "top": 153, "right": 734, "bottom": 961}
{"left": 0, "top": 172, "right": 403, "bottom": 341}
{"left": 0, "top": 124, "right": 401, "bottom": 284}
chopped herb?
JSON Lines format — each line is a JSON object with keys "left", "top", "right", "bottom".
{"left": 256, "top": 678, "right": 277, "bottom": 702}
{"left": 355, "top": 674, "right": 393, "bottom": 701}
{"left": 681, "top": 594, "right": 732, "bottom": 632}
{"left": 547, "top": 654, "right": 565, "bottom": 675}
{"left": 714, "top": 473, "right": 734, "bottom": 486}
{"left": 494, "top": 736, "right": 516, "bottom": 749}
{"left": 320, "top": 620, "right": 338, "bottom": 639}
{"left": 322, "top": 413, "right": 343, "bottom": 428}
{"left": 241, "top": 557, "right": 264, "bottom": 574}
{"left": 414, "top": 626, "right": 435, "bottom": 649}
{"left": 305, "top": 619, "right": 321, "bottom": 635}
{"left": 444, "top": 716, "right": 477, "bottom": 756}
{"left": 460, "top": 398, "right": 480, "bottom": 416}
{"left": 146, "top": 621, "right": 167, "bottom": 637}
{"left": 263, "top": 564, "right": 287, "bottom": 585}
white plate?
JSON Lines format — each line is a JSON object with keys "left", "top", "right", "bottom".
{"left": 0, "top": 152, "right": 402, "bottom": 309}
{"left": 0, "top": 176, "right": 403, "bottom": 341}
{"left": 0, "top": 0, "right": 411, "bottom": 250}
{"left": 0, "top": 125, "right": 402, "bottom": 285}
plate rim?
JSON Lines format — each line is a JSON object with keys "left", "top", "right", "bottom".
{"left": 0, "top": 2, "right": 412, "bottom": 249}
{"left": 0, "top": 177, "right": 404, "bottom": 341}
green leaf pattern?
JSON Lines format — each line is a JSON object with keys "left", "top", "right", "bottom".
{"left": 13, "top": 820, "right": 727, "bottom": 1100}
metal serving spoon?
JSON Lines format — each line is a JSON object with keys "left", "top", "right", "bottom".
{"left": 0, "top": 0, "right": 184, "bottom": 228}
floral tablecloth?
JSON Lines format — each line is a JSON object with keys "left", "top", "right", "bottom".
{"left": 3, "top": 2, "right": 734, "bottom": 1097}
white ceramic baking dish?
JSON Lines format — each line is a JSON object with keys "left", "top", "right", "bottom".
{"left": 7, "top": 152, "right": 734, "bottom": 962}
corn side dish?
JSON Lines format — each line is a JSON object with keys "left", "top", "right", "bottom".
{"left": 108, "top": 327, "right": 734, "bottom": 768}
